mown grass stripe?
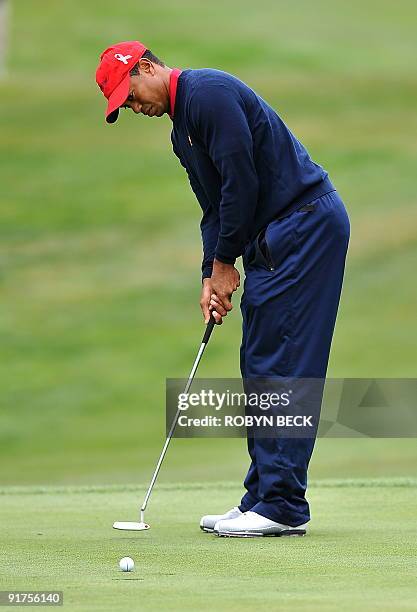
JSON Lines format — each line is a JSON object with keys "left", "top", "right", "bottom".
{"left": 0, "top": 477, "right": 415, "bottom": 496}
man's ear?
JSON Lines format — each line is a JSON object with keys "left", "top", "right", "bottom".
{"left": 138, "top": 58, "right": 154, "bottom": 75}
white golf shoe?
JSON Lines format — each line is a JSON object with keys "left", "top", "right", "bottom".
{"left": 214, "top": 511, "right": 307, "bottom": 537}
{"left": 200, "top": 506, "right": 243, "bottom": 533}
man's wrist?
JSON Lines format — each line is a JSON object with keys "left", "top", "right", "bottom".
{"left": 214, "top": 251, "right": 237, "bottom": 266}
{"left": 213, "top": 258, "right": 234, "bottom": 271}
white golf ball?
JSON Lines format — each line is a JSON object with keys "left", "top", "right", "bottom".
{"left": 119, "top": 557, "right": 134, "bottom": 572}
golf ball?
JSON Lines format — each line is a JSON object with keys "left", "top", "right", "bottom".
{"left": 119, "top": 557, "right": 134, "bottom": 572}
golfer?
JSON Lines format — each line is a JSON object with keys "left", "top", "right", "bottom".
{"left": 96, "top": 41, "right": 350, "bottom": 537}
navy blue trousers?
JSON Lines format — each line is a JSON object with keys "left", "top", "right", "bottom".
{"left": 239, "top": 190, "right": 350, "bottom": 526}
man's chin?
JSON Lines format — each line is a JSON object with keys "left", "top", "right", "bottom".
{"left": 139, "top": 107, "right": 165, "bottom": 118}
{"left": 148, "top": 108, "right": 164, "bottom": 118}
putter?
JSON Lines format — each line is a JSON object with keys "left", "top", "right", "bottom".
{"left": 113, "top": 315, "right": 217, "bottom": 532}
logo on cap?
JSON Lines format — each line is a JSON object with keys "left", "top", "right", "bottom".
{"left": 114, "top": 53, "right": 133, "bottom": 65}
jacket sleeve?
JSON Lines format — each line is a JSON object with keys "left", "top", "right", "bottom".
{"left": 171, "top": 133, "right": 219, "bottom": 280}
{"left": 188, "top": 83, "right": 259, "bottom": 264}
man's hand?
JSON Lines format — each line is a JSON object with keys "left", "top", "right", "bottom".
{"left": 200, "top": 278, "right": 215, "bottom": 324}
{"left": 201, "top": 260, "right": 240, "bottom": 324}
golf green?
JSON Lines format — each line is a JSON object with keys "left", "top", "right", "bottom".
{"left": 1, "top": 479, "right": 416, "bottom": 611}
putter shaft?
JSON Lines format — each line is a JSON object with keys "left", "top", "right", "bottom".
{"left": 140, "top": 317, "right": 216, "bottom": 521}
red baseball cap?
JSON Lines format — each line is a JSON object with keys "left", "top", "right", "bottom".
{"left": 96, "top": 40, "right": 148, "bottom": 123}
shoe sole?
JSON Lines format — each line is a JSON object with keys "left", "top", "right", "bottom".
{"left": 200, "top": 525, "right": 215, "bottom": 533}
{"left": 214, "top": 529, "right": 306, "bottom": 538}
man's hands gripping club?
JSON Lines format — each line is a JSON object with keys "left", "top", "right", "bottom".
{"left": 200, "top": 259, "right": 240, "bottom": 325}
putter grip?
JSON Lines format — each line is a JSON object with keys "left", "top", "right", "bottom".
{"left": 202, "top": 315, "right": 216, "bottom": 344}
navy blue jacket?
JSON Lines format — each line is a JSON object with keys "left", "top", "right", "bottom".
{"left": 170, "top": 68, "right": 334, "bottom": 279}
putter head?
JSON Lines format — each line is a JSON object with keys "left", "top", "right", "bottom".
{"left": 113, "top": 521, "right": 150, "bottom": 531}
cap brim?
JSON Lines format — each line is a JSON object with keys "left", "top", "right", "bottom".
{"left": 105, "top": 74, "right": 130, "bottom": 124}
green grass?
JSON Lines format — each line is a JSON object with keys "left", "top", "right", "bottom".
{"left": 0, "top": 0, "right": 416, "bottom": 487}
{"left": 1, "top": 480, "right": 416, "bottom": 611}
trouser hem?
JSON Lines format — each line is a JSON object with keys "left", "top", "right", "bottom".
{"left": 250, "top": 501, "right": 310, "bottom": 527}
{"left": 239, "top": 490, "right": 259, "bottom": 513}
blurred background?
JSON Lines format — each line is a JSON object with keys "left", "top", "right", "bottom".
{"left": 0, "top": 0, "right": 416, "bottom": 487}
